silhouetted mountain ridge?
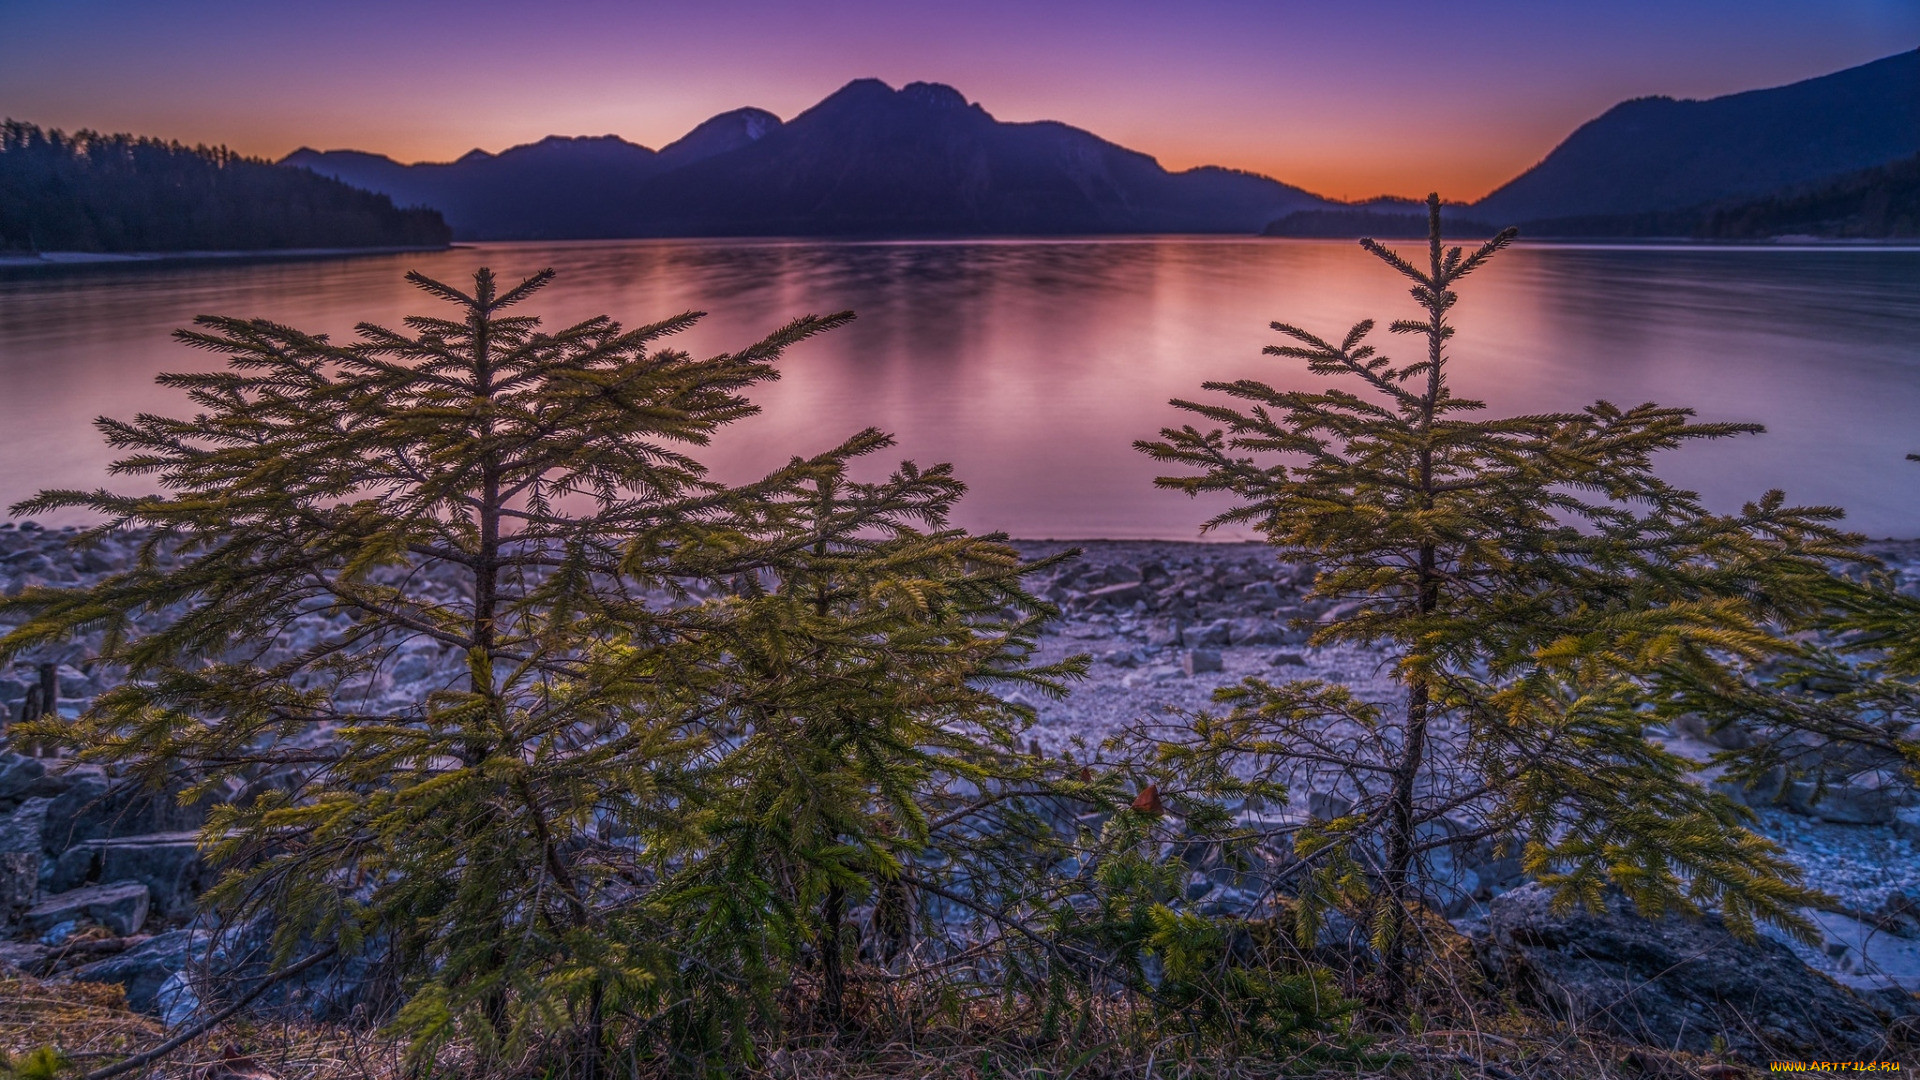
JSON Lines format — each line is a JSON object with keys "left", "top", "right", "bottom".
{"left": 2, "top": 121, "right": 450, "bottom": 253}
{"left": 1473, "top": 49, "right": 1920, "bottom": 225}
{"left": 285, "top": 80, "right": 1329, "bottom": 239}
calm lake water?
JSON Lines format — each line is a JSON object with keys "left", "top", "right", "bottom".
{"left": 3, "top": 238, "right": 1919, "bottom": 538}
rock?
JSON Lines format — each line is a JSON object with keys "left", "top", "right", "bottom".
{"left": 51, "top": 832, "right": 210, "bottom": 920}
{"left": 1181, "top": 649, "right": 1223, "bottom": 676}
{"left": 1184, "top": 620, "right": 1231, "bottom": 649}
{"left": 0, "top": 797, "right": 50, "bottom": 867}
{"left": 1241, "top": 581, "right": 1280, "bottom": 603}
{"left": 0, "top": 940, "right": 50, "bottom": 973}
{"left": 1896, "top": 807, "right": 1920, "bottom": 843}
{"left": 25, "top": 879, "right": 150, "bottom": 936}
{"left": 1671, "top": 712, "right": 1754, "bottom": 750}
{"left": 1479, "top": 882, "right": 1892, "bottom": 1060}
{"left": 0, "top": 851, "right": 37, "bottom": 917}
{"left": 1226, "top": 617, "right": 1281, "bottom": 646}
{"left": 1799, "top": 907, "right": 1920, "bottom": 992}
{"left": 1268, "top": 651, "right": 1307, "bottom": 668}
{"left": 0, "top": 754, "right": 47, "bottom": 804}
{"left": 1144, "top": 620, "right": 1183, "bottom": 648}
{"left": 1306, "top": 792, "right": 1353, "bottom": 821}
{"left": 1712, "top": 767, "right": 1789, "bottom": 810}
{"left": 40, "top": 770, "right": 207, "bottom": 855}
{"left": 66, "top": 928, "right": 208, "bottom": 1013}
{"left": 1782, "top": 774, "right": 1905, "bottom": 826}
{"left": 1081, "top": 581, "right": 1147, "bottom": 609}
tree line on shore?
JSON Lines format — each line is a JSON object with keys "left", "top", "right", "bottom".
{"left": 2, "top": 197, "right": 1916, "bottom": 1078}
{"left": 0, "top": 121, "right": 451, "bottom": 255}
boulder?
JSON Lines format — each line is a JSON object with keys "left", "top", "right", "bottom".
{"left": 49, "top": 832, "right": 210, "bottom": 920}
{"left": 1896, "top": 807, "right": 1920, "bottom": 844}
{"left": 1671, "top": 713, "right": 1754, "bottom": 750}
{"left": 1081, "top": 581, "right": 1147, "bottom": 609}
{"left": 1181, "top": 649, "right": 1223, "bottom": 676}
{"left": 0, "top": 851, "right": 37, "bottom": 918}
{"left": 24, "top": 879, "right": 150, "bottom": 937}
{"left": 1226, "top": 617, "right": 1280, "bottom": 646}
{"left": 0, "top": 796, "right": 49, "bottom": 855}
{"left": 1479, "top": 882, "right": 1892, "bottom": 1061}
{"left": 0, "top": 754, "right": 47, "bottom": 804}
{"left": 1184, "top": 620, "right": 1232, "bottom": 649}
{"left": 66, "top": 928, "right": 208, "bottom": 1013}
{"left": 0, "top": 939, "right": 50, "bottom": 973}
{"left": 40, "top": 769, "right": 207, "bottom": 855}
{"left": 1781, "top": 773, "right": 1908, "bottom": 826}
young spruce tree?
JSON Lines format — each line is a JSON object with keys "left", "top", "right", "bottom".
{"left": 0, "top": 268, "right": 1068, "bottom": 1076}
{"left": 1128, "top": 197, "right": 1856, "bottom": 1003}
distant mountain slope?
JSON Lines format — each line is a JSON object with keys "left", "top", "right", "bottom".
{"left": 286, "top": 134, "right": 674, "bottom": 240}
{"left": 285, "top": 81, "right": 1329, "bottom": 239}
{"left": 1475, "top": 49, "right": 1920, "bottom": 225}
{"left": 1699, "top": 152, "right": 1920, "bottom": 239}
{"left": 1, "top": 121, "right": 449, "bottom": 253}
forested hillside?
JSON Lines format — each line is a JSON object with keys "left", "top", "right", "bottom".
{"left": 0, "top": 121, "right": 450, "bottom": 253}
{"left": 1700, "top": 152, "right": 1920, "bottom": 239}
{"left": 1472, "top": 49, "right": 1920, "bottom": 224}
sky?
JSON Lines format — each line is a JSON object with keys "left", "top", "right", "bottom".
{"left": 3, "top": 0, "right": 1916, "bottom": 202}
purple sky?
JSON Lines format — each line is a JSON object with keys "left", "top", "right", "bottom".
{"left": 4, "top": 0, "right": 1915, "bottom": 201}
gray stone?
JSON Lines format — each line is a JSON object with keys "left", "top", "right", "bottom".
{"left": 1782, "top": 775, "right": 1904, "bottom": 826}
{"left": 0, "top": 851, "right": 37, "bottom": 916}
{"left": 40, "top": 769, "right": 206, "bottom": 855}
{"left": 1671, "top": 712, "right": 1754, "bottom": 750}
{"left": 1081, "top": 581, "right": 1147, "bottom": 609}
{"left": 1180, "top": 649, "right": 1223, "bottom": 675}
{"left": 1268, "top": 651, "right": 1307, "bottom": 668}
{"left": 0, "top": 754, "right": 46, "bottom": 803}
{"left": 24, "top": 879, "right": 150, "bottom": 936}
{"left": 1479, "top": 882, "right": 1892, "bottom": 1061}
{"left": 0, "top": 940, "right": 50, "bottom": 973}
{"left": 50, "top": 832, "right": 210, "bottom": 920}
{"left": 47, "top": 844, "right": 92, "bottom": 894}
{"left": 1226, "top": 617, "right": 1281, "bottom": 646}
{"left": 1895, "top": 807, "right": 1920, "bottom": 843}
{"left": 1145, "top": 621, "right": 1183, "bottom": 648}
{"left": 1184, "top": 620, "right": 1231, "bottom": 649}
{"left": 0, "top": 796, "right": 49, "bottom": 854}
{"left": 1306, "top": 791, "right": 1353, "bottom": 821}
{"left": 65, "top": 928, "right": 208, "bottom": 1013}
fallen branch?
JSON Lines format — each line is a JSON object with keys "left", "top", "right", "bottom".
{"left": 81, "top": 944, "right": 339, "bottom": 1080}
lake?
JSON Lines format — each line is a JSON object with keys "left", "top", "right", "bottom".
{"left": 3, "top": 238, "right": 1919, "bottom": 539}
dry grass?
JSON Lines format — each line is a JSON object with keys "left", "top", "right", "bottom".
{"left": 0, "top": 968, "right": 1809, "bottom": 1080}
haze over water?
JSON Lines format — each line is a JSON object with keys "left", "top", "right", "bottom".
{"left": 3, "top": 238, "right": 1918, "bottom": 539}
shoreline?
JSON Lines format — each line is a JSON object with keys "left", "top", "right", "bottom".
{"left": 0, "top": 243, "right": 456, "bottom": 275}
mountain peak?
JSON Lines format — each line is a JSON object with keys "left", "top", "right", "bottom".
{"left": 900, "top": 82, "right": 968, "bottom": 110}
{"left": 657, "top": 107, "right": 784, "bottom": 168}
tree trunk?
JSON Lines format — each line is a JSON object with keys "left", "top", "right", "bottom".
{"left": 821, "top": 882, "right": 847, "bottom": 1027}
{"left": 1379, "top": 674, "right": 1428, "bottom": 1004}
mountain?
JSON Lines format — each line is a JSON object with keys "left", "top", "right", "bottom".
{"left": 284, "top": 134, "right": 672, "bottom": 240}
{"left": 1, "top": 120, "right": 449, "bottom": 253}
{"left": 284, "top": 81, "right": 1329, "bottom": 239}
{"left": 1696, "top": 152, "right": 1920, "bottom": 239}
{"left": 1474, "top": 49, "right": 1920, "bottom": 226}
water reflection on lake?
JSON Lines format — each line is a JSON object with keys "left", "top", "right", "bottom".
{"left": 2, "top": 238, "right": 1918, "bottom": 538}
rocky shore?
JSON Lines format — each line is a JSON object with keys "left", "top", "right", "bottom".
{"left": 1, "top": 523, "right": 1917, "bottom": 1057}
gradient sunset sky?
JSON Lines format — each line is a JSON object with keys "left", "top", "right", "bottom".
{"left": 5, "top": 0, "right": 1916, "bottom": 202}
